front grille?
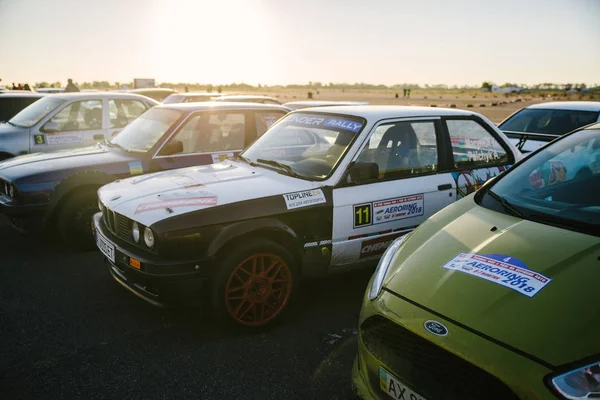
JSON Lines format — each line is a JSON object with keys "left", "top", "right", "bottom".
{"left": 361, "top": 315, "right": 518, "bottom": 400}
{"left": 100, "top": 206, "right": 152, "bottom": 251}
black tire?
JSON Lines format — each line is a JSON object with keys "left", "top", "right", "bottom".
{"left": 56, "top": 191, "right": 99, "bottom": 250}
{"left": 211, "top": 238, "right": 298, "bottom": 329}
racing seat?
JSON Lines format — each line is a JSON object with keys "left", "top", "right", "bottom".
{"left": 192, "top": 117, "right": 221, "bottom": 153}
{"left": 84, "top": 108, "right": 102, "bottom": 130}
{"left": 376, "top": 123, "right": 420, "bottom": 177}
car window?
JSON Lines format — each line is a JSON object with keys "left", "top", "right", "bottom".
{"left": 162, "top": 112, "right": 246, "bottom": 155}
{"left": 481, "top": 129, "right": 600, "bottom": 235}
{"left": 242, "top": 113, "right": 365, "bottom": 180}
{"left": 255, "top": 111, "right": 286, "bottom": 137}
{"left": 109, "top": 99, "right": 147, "bottom": 128}
{"left": 500, "top": 109, "right": 600, "bottom": 135}
{"left": 9, "top": 97, "right": 65, "bottom": 128}
{"left": 48, "top": 100, "right": 103, "bottom": 132}
{"left": 356, "top": 121, "right": 438, "bottom": 180}
{"left": 162, "top": 95, "right": 184, "bottom": 104}
{"left": 446, "top": 119, "right": 508, "bottom": 168}
{"left": 111, "top": 108, "right": 182, "bottom": 152}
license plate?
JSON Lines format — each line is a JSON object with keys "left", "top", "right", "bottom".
{"left": 380, "top": 367, "right": 427, "bottom": 400}
{"left": 96, "top": 229, "right": 115, "bottom": 263}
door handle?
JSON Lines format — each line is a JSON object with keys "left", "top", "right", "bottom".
{"left": 438, "top": 184, "right": 452, "bottom": 191}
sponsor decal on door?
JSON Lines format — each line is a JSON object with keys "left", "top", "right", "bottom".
{"left": 372, "top": 194, "right": 424, "bottom": 224}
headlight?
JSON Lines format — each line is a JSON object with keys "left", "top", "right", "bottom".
{"left": 551, "top": 361, "right": 600, "bottom": 399}
{"left": 368, "top": 234, "right": 410, "bottom": 300}
{"left": 132, "top": 221, "right": 140, "bottom": 243}
{"left": 143, "top": 227, "right": 154, "bottom": 248}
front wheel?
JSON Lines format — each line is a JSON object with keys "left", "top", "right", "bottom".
{"left": 211, "top": 239, "right": 298, "bottom": 328}
{"left": 56, "top": 191, "right": 99, "bottom": 250}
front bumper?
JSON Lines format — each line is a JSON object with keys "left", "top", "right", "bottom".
{"left": 0, "top": 194, "right": 47, "bottom": 231}
{"left": 93, "top": 213, "right": 212, "bottom": 307}
{"left": 352, "top": 289, "right": 555, "bottom": 400}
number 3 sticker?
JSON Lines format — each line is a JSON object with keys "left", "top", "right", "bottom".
{"left": 354, "top": 203, "right": 372, "bottom": 228}
{"left": 34, "top": 134, "right": 46, "bottom": 145}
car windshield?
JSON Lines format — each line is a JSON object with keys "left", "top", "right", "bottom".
{"left": 9, "top": 97, "right": 66, "bottom": 128}
{"left": 162, "top": 95, "right": 184, "bottom": 104}
{"left": 241, "top": 113, "right": 365, "bottom": 180}
{"left": 499, "top": 108, "right": 599, "bottom": 136}
{"left": 110, "top": 108, "right": 182, "bottom": 152}
{"left": 479, "top": 128, "right": 600, "bottom": 236}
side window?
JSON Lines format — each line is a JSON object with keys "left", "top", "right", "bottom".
{"left": 255, "top": 111, "right": 286, "bottom": 137}
{"left": 50, "top": 100, "right": 103, "bottom": 131}
{"left": 356, "top": 121, "right": 438, "bottom": 180}
{"left": 162, "top": 112, "right": 245, "bottom": 155}
{"left": 446, "top": 119, "right": 509, "bottom": 168}
{"left": 109, "top": 100, "right": 147, "bottom": 128}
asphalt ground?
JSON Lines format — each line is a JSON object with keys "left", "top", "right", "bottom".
{"left": 0, "top": 218, "right": 373, "bottom": 399}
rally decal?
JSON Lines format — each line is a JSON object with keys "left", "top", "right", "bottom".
{"left": 211, "top": 152, "right": 234, "bottom": 164}
{"left": 46, "top": 133, "right": 83, "bottom": 145}
{"left": 442, "top": 253, "right": 551, "bottom": 298}
{"left": 135, "top": 196, "right": 218, "bottom": 214}
{"left": 452, "top": 166, "right": 507, "bottom": 198}
{"left": 283, "top": 189, "right": 326, "bottom": 210}
{"left": 359, "top": 230, "right": 411, "bottom": 259}
{"left": 372, "top": 194, "right": 424, "bottom": 224}
{"left": 128, "top": 161, "right": 143, "bottom": 175}
{"left": 33, "top": 134, "right": 46, "bottom": 145}
{"left": 285, "top": 114, "right": 364, "bottom": 133}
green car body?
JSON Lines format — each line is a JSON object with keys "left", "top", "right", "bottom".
{"left": 353, "top": 124, "right": 600, "bottom": 400}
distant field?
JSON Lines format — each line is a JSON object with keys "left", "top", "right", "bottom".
{"left": 206, "top": 88, "right": 596, "bottom": 124}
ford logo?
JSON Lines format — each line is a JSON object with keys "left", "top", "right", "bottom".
{"left": 424, "top": 320, "right": 448, "bottom": 336}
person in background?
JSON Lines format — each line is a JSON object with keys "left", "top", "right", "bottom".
{"left": 65, "top": 78, "right": 80, "bottom": 92}
{"left": 11, "top": 82, "right": 17, "bottom": 90}
{"left": 17, "top": 83, "right": 23, "bottom": 90}
{"left": 23, "top": 83, "right": 32, "bottom": 91}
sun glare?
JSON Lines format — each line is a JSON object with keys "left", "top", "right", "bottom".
{"left": 150, "top": 0, "right": 275, "bottom": 85}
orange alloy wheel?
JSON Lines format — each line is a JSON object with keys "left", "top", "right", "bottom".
{"left": 224, "top": 253, "right": 293, "bottom": 327}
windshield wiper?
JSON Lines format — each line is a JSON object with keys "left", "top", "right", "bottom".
{"left": 256, "top": 158, "right": 300, "bottom": 177}
{"left": 233, "top": 154, "right": 256, "bottom": 166}
{"left": 487, "top": 190, "right": 525, "bottom": 218}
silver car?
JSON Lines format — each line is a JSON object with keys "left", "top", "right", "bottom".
{"left": 0, "top": 92, "right": 158, "bottom": 160}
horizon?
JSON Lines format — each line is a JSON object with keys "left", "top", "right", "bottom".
{"left": 1, "top": 0, "right": 598, "bottom": 86}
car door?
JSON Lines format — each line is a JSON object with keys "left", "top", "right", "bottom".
{"left": 152, "top": 110, "right": 248, "bottom": 171}
{"left": 442, "top": 117, "right": 515, "bottom": 198}
{"left": 330, "top": 117, "right": 456, "bottom": 267}
{"left": 32, "top": 99, "right": 104, "bottom": 152}
{"left": 107, "top": 98, "right": 150, "bottom": 139}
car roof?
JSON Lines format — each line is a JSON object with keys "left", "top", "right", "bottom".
{"left": 49, "top": 92, "right": 158, "bottom": 101}
{"left": 168, "top": 92, "right": 221, "bottom": 97}
{"left": 525, "top": 101, "right": 600, "bottom": 112}
{"left": 0, "top": 92, "right": 46, "bottom": 98}
{"left": 215, "top": 95, "right": 278, "bottom": 101}
{"left": 284, "top": 100, "right": 369, "bottom": 107}
{"left": 157, "top": 101, "right": 290, "bottom": 112}
{"left": 294, "top": 105, "right": 479, "bottom": 119}
{"left": 129, "top": 88, "right": 176, "bottom": 93}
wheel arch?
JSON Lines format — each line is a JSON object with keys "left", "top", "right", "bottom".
{"left": 208, "top": 218, "right": 303, "bottom": 273}
{"left": 46, "top": 170, "right": 116, "bottom": 222}
{"left": 0, "top": 151, "right": 15, "bottom": 161}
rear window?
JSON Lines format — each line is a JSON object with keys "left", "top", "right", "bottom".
{"left": 500, "top": 108, "right": 599, "bottom": 135}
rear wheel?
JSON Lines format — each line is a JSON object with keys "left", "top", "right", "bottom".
{"left": 56, "top": 191, "right": 99, "bottom": 250}
{"left": 211, "top": 239, "right": 297, "bottom": 328}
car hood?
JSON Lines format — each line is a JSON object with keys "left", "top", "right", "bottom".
{"left": 98, "top": 161, "right": 323, "bottom": 226}
{"left": 0, "top": 145, "right": 133, "bottom": 181}
{"left": 384, "top": 196, "right": 600, "bottom": 366}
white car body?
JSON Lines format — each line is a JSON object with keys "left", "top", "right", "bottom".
{"left": 284, "top": 100, "right": 369, "bottom": 110}
{"left": 97, "top": 106, "right": 521, "bottom": 271}
{"left": 0, "top": 93, "right": 158, "bottom": 157}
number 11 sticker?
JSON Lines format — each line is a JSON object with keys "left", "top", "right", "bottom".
{"left": 354, "top": 203, "right": 372, "bottom": 228}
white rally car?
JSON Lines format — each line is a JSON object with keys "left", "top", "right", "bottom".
{"left": 94, "top": 106, "right": 521, "bottom": 327}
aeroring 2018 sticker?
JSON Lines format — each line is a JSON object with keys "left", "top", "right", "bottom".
{"left": 211, "top": 152, "right": 234, "bottom": 164}
{"left": 46, "top": 133, "right": 83, "bottom": 145}
{"left": 442, "top": 253, "right": 551, "bottom": 298}
{"left": 135, "top": 196, "right": 218, "bottom": 214}
{"left": 283, "top": 189, "right": 326, "bottom": 210}
{"left": 372, "top": 194, "right": 424, "bottom": 224}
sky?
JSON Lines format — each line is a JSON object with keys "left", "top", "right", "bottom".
{"left": 0, "top": 0, "right": 598, "bottom": 87}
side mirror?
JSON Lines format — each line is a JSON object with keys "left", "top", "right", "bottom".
{"left": 348, "top": 162, "right": 379, "bottom": 183}
{"left": 93, "top": 134, "right": 105, "bottom": 142}
{"left": 42, "top": 121, "right": 60, "bottom": 133}
{"left": 160, "top": 140, "right": 183, "bottom": 156}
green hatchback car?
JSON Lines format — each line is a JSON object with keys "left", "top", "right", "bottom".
{"left": 353, "top": 122, "right": 600, "bottom": 400}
